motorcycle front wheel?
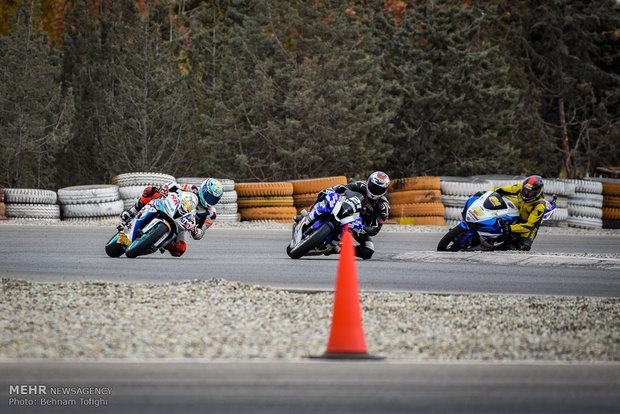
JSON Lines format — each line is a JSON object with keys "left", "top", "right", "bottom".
{"left": 437, "top": 225, "right": 469, "bottom": 251}
{"left": 125, "top": 222, "right": 170, "bottom": 258}
{"left": 287, "top": 223, "right": 332, "bottom": 259}
{"left": 105, "top": 232, "right": 126, "bottom": 258}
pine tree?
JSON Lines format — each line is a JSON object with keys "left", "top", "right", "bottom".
{"left": 368, "top": 0, "right": 541, "bottom": 177}
{"left": 0, "top": 0, "right": 73, "bottom": 188}
{"left": 58, "top": 0, "right": 201, "bottom": 185}
{"left": 188, "top": 0, "right": 397, "bottom": 181}
{"left": 97, "top": 1, "right": 201, "bottom": 177}
{"left": 514, "top": 0, "right": 620, "bottom": 178}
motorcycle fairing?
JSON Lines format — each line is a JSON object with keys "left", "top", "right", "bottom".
{"left": 121, "top": 191, "right": 197, "bottom": 251}
{"left": 289, "top": 191, "right": 363, "bottom": 256}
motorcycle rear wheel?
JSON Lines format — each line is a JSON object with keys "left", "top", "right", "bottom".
{"left": 105, "top": 232, "right": 126, "bottom": 257}
{"left": 287, "top": 223, "right": 332, "bottom": 259}
{"left": 125, "top": 222, "right": 170, "bottom": 258}
{"left": 437, "top": 225, "right": 469, "bottom": 251}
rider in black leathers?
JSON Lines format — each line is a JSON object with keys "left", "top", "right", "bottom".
{"left": 311, "top": 171, "right": 390, "bottom": 260}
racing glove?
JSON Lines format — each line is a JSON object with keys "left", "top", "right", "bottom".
{"left": 202, "top": 208, "right": 217, "bottom": 229}
{"left": 121, "top": 206, "right": 138, "bottom": 222}
{"left": 191, "top": 227, "right": 205, "bottom": 240}
{"left": 158, "top": 183, "right": 171, "bottom": 197}
{"left": 499, "top": 219, "right": 511, "bottom": 237}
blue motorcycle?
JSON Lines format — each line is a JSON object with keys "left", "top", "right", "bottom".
{"left": 286, "top": 189, "right": 364, "bottom": 259}
{"left": 437, "top": 191, "right": 556, "bottom": 251}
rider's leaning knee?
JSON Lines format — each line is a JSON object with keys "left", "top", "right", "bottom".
{"left": 355, "top": 241, "right": 375, "bottom": 260}
{"left": 165, "top": 240, "right": 187, "bottom": 257}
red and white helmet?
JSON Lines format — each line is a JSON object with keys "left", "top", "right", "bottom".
{"left": 366, "top": 171, "right": 390, "bottom": 200}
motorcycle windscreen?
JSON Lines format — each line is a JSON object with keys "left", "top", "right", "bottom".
{"left": 482, "top": 192, "right": 507, "bottom": 210}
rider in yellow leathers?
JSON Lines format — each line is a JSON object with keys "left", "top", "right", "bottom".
{"left": 488, "top": 175, "right": 546, "bottom": 251}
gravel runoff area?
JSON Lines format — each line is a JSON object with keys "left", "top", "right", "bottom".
{"left": 1, "top": 221, "right": 619, "bottom": 361}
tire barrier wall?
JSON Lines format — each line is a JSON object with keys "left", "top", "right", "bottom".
{"left": 57, "top": 185, "right": 123, "bottom": 224}
{"left": 1, "top": 175, "right": 619, "bottom": 229}
{"left": 290, "top": 176, "right": 348, "bottom": 214}
{"left": 565, "top": 179, "right": 603, "bottom": 230}
{"left": 441, "top": 177, "right": 493, "bottom": 228}
{"left": 441, "top": 176, "right": 576, "bottom": 228}
{"left": 114, "top": 172, "right": 176, "bottom": 211}
{"left": 236, "top": 182, "right": 296, "bottom": 222}
{"left": 588, "top": 178, "right": 620, "bottom": 230}
{"left": 177, "top": 177, "right": 238, "bottom": 222}
{"left": 0, "top": 188, "right": 5, "bottom": 220}
{"left": 3, "top": 188, "right": 60, "bottom": 222}
{"left": 388, "top": 176, "right": 444, "bottom": 225}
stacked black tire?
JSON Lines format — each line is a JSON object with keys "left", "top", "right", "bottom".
{"left": 2, "top": 188, "right": 60, "bottom": 222}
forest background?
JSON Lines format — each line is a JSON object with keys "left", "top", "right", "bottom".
{"left": 1, "top": 0, "right": 619, "bottom": 190}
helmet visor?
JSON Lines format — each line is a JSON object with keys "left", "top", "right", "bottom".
{"left": 521, "top": 186, "right": 537, "bottom": 201}
{"left": 367, "top": 181, "right": 388, "bottom": 199}
{"left": 203, "top": 192, "right": 220, "bottom": 206}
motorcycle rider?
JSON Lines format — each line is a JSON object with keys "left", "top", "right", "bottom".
{"left": 302, "top": 171, "right": 391, "bottom": 260}
{"left": 120, "top": 178, "right": 223, "bottom": 256}
{"left": 485, "top": 175, "right": 547, "bottom": 251}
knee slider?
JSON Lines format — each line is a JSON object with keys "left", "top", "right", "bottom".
{"left": 355, "top": 243, "right": 374, "bottom": 260}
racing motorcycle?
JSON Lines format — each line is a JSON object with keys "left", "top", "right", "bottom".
{"left": 105, "top": 190, "right": 198, "bottom": 258}
{"left": 286, "top": 189, "right": 364, "bottom": 259}
{"left": 437, "top": 190, "right": 556, "bottom": 251}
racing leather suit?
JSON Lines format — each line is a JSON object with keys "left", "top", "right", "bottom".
{"left": 127, "top": 183, "right": 216, "bottom": 257}
{"left": 315, "top": 181, "right": 390, "bottom": 259}
{"left": 491, "top": 183, "right": 546, "bottom": 251}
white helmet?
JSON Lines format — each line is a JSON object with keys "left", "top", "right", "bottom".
{"left": 366, "top": 171, "right": 390, "bottom": 200}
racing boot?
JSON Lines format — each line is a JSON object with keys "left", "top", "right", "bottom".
{"left": 293, "top": 209, "right": 309, "bottom": 224}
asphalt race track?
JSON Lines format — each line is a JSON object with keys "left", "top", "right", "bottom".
{"left": 1, "top": 225, "right": 620, "bottom": 296}
{"left": 2, "top": 360, "right": 619, "bottom": 414}
{"left": 1, "top": 224, "right": 620, "bottom": 413}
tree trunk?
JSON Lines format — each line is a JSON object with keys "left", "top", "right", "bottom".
{"left": 558, "top": 97, "right": 573, "bottom": 179}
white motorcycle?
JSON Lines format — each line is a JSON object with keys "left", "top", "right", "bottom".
{"left": 105, "top": 190, "right": 198, "bottom": 258}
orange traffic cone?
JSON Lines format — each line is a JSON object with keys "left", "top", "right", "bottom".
{"left": 316, "top": 225, "right": 383, "bottom": 359}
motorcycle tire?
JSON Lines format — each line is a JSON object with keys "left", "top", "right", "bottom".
{"left": 287, "top": 223, "right": 332, "bottom": 259}
{"left": 437, "top": 225, "right": 469, "bottom": 251}
{"left": 125, "top": 222, "right": 170, "bottom": 258}
{"left": 105, "top": 232, "right": 126, "bottom": 258}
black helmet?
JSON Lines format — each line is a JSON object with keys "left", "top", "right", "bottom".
{"left": 521, "top": 175, "right": 544, "bottom": 202}
{"left": 366, "top": 171, "right": 390, "bottom": 200}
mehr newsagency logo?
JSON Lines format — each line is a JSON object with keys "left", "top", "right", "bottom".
{"left": 8, "top": 384, "right": 112, "bottom": 408}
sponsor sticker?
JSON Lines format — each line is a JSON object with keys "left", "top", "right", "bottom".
{"left": 181, "top": 199, "right": 193, "bottom": 213}
{"left": 117, "top": 232, "right": 129, "bottom": 245}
